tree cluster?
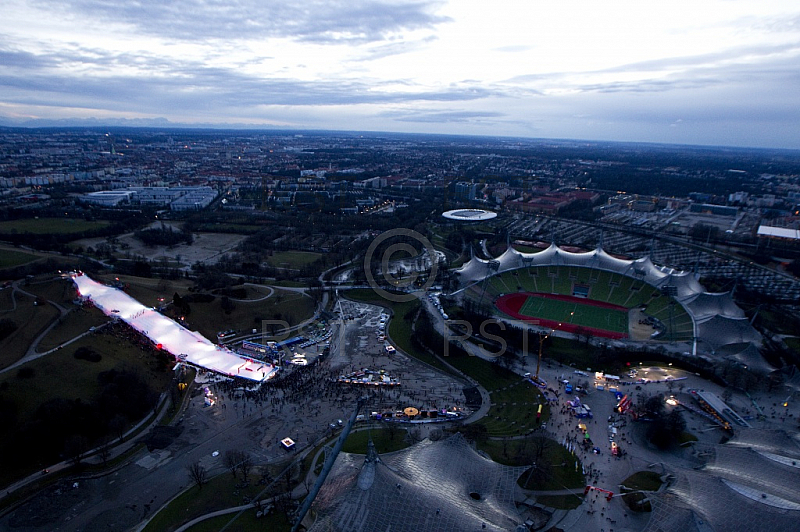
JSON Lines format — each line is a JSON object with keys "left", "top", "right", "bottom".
{"left": 5, "top": 368, "right": 159, "bottom": 467}
{"left": 134, "top": 226, "right": 193, "bottom": 247}
{"left": 639, "top": 394, "right": 687, "bottom": 449}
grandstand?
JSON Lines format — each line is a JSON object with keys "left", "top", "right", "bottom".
{"left": 456, "top": 244, "right": 762, "bottom": 366}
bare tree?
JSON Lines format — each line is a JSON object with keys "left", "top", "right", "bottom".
{"left": 64, "top": 435, "right": 89, "bottom": 467}
{"left": 223, "top": 450, "right": 240, "bottom": 479}
{"left": 386, "top": 422, "right": 398, "bottom": 442}
{"left": 109, "top": 414, "right": 127, "bottom": 443}
{"left": 722, "top": 388, "right": 733, "bottom": 403}
{"left": 187, "top": 461, "right": 207, "bottom": 489}
{"left": 98, "top": 437, "right": 111, "bottom": 466}
{"left": 519, "top": 434, "right": 555, "bottom": 488}
{"left": 238, "top": 453, "right": 253, "bottom": 483}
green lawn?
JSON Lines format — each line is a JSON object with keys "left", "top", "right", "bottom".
{"left": 0, "top": 331, "right": 173, "bottom": 487}
{"left": 677, "top": 431, "right": 698, "bottom": 445}
{"left": 511, "top": 245, "right": 541, "bottom": 254}
{"left": 266, "top": 251, "right": 323, "bottom": 269}
{"left": 785, "top": 336, "right": 800, "bottom": 354}
{"left": 0, "top": 287, "right": 13, "bottom": 310}
{"left": 184, "top": 511, "right": 291, "bottom": 532}
{"left": 0, "top": 248, "right": 40, "bottom": 268}
{"left": 37, "top": 307, "right": 109, "bottom": 352}
{"left": 341, "top": 427, "right": 410, "bottom": 454}
{"left": 536, "top": 493, "right": 584, "bottom": 510}
{"left": 481, "top": 380, "right": 550, "bottom": 437}
{"left": 621, "top": 471, "right": 664, "bottom": 512}
{"left": 757, "top": 309, "right": 800, "bottom": 336}
{"left": 0, "top": 291, "right": 60, "bottom": 369}
{"left": 0, "top": 218, "right": 110, "bottom": 235}
{"left": 24, "top": 278, "right": 82, "bottom": 307}
{"left": 519, "top": 294, "right": 628, "bottom": 334}
{"left": 623, "top": 471, "right": 664, "bottom": 491}
{"left": 269, "top": 280, "right": 308, "bottom": 288}
{"left": 142, "top": 473, "right": 276, "bottom": 532}
{"left": 194, "top": 223, "right": 263, "bottom": 235}
{"left": 184, "top": 288, "right": 315, "bottom": 340}
{"left": 515, "top": 442, "right": 585, "bottom": 491}
{"left": 95, "top": 274, "right": 194, "bottom": 306}
{"left": 99, "top": 275, "right": 315, "bottom": 341}
{"left": 445, "top": 354, "right": 519, "bottom": 392}
{"left": 477, "top": 436, "right": 584, "bottom": 490}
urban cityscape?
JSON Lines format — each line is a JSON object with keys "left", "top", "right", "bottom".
{"left": 0, "top": 128, "right": 798, "bottom": 532}
{"left": 3, "top": 1, "right": 800, "bottom": 531}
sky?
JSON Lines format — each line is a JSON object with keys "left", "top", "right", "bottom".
{"left": 2, "top": 1, "right": 800, "bottom": 149}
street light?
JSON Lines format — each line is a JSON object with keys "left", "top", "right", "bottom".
{"left": 535, "top": 331, "right": 549, "bottom": 381}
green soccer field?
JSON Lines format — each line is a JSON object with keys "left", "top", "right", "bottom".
{"left": 518, "top": 295, "right": 628, "bottom": 334}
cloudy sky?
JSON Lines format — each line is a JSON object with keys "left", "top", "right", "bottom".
{"left": 2, "top": 1, "right": 800, "bottom": 148}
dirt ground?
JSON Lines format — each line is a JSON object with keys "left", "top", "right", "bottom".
{"left": 628, "top": 308, "right": 658, "bottom": 341}
{"left": 75, "top": 229, "right": 247, "bottom": 268}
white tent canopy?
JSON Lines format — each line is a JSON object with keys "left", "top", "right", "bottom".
{"left": 72, "top": 274, "right": 276, "bottom": 382}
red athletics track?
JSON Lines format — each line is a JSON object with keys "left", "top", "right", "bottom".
{"left": 495, "top": 292, "right": 629, "bottom": 340}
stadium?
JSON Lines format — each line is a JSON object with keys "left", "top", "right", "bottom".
{"left": 454, "top": 243, "right": 765, "bottom": 369}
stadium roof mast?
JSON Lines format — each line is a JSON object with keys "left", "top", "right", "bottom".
{"left": 291, "top": 396, "right": 368, "bottom": 532}
{"left": 535, "top": 330, "right": 551, "bottom": 381}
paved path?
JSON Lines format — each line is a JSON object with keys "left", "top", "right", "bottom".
{"left": 0, "top": 278, "right": 103, "bottom": 375}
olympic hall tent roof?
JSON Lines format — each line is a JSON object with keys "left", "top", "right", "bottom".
{"left": 646, "top": 434, "right": 800, "bottom": 532}
{"left": 307, "top": 434, "right": 526, "bottom": 532}
{"left": 72, "top": 274, "right": 276, "bottom": 381}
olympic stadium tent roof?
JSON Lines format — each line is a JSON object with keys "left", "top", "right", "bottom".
{"left": 455, "top": 243, "right": 761, "bottom": 360}
{"left": 307, "top": 434, "right": 526, "bottom": 532}
{"left": 695, "top": 315, "right": 762, "bottom": 349}
{"left": 458, "top": 243, "right": 704, "bottom": 299}
{"left": 682, "top": 292, "right": 745, "bottom": 320}
{"left": 72, "top": 274, "right": 276, "bottom": 381}
{"left": 716, "top": 343, "right": 775, "bottom": 374}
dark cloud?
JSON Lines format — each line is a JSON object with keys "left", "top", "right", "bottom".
{"left": 599, "top": 42, "right": 800, "bottom": 74}
{"left": 384, "top": 109, "right": 505, "bottom": 123}
{"left": 0, "top": 47, "right": 59, "bottom": 70}
{"left": 0, "top": 40, "right": 500, "bottom": 117}
{"left": 504, "top": 42, "right": 800, "bottom": 100}
{"left": 39, "top": 0, "right": 451, "bottom": 44}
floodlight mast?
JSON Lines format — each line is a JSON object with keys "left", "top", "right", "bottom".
{"left": 291, "top": 396, "right": 367, "bottom": 532}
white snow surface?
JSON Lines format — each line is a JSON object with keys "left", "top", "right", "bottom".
{"left": 72, "top": 274, "right": 276, "bottom": 381}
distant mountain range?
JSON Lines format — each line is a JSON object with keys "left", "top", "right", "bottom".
{"left": 0, "top": 116, "right": 281, "bottom": 130}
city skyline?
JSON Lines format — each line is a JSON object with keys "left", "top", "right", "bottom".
{"left": 2, "top": 1, "right": 800, "bottom": 149}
